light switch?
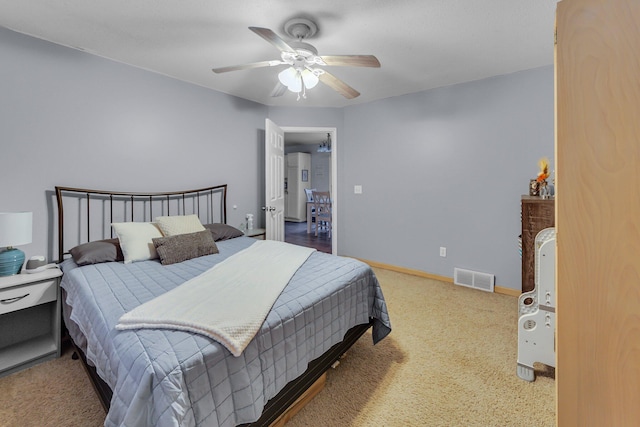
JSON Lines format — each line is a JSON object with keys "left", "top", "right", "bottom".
{"left": 354, "top": 185, "right": 363, "bottom": 194}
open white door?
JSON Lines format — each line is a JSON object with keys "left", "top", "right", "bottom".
{"left": 264, "top": 119, "right": 285, "bottom": 241}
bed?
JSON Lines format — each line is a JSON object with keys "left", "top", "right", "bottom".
{"left": 55, "top": 184, "right": 391, "bottom": 427}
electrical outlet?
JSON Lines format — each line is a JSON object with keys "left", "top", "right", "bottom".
{"left": 440, "top": 247, "right": 447, "bottom": 257}
{"left": 354, "top": 185, "right": 363, "bottom": 194}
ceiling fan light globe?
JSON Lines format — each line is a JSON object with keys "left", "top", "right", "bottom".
{"left": 288, "top": 75, "right": 303, "bottom": 93}
{"left": 278, "top": 67, "right": 303, "bottom": 93}
{"left": 278, "top": 67, "right": 297, "bottom": 87}
{"left": 301, "top": 70, "right": 319, "bottom": 89}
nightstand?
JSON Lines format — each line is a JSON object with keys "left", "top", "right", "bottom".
{"left": 244, "top": 228, "right": 266, "bottom": 240}
{"left": 0, "top": 268, "right": 62, "bottom": 378}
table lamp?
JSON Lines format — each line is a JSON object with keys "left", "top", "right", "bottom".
{"left": 0, "top": 212, "right": 33, "bottom": 276}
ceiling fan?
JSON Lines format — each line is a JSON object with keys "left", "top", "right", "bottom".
{"left": 212, "top": 18, "right": 381, "bottom": 100}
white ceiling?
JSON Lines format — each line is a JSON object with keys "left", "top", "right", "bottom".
{"left": 0, "top": 0, "right": 559, "bottom": 108}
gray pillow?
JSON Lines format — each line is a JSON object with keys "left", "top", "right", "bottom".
{"left": 69, "top": 238, "right": 124, "bottom": 266}
{"left": 204, "top": 223, "right": 244, "bottom": 241}
{"left": 152, "top": 230, "right": 219, "bottom": 265}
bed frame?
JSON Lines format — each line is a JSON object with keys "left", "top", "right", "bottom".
{"left": 55, "top": 184, "right": 371, "bottom": 426}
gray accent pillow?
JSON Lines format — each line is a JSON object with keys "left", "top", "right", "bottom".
{"left": 204, "top": 223, "right": 244, "bottom": 241}
{"left": 69, "top": 238, "right": 124, "bottom": 266}
{"left": 152, "top": 230, "right": 219, "bottom": 265}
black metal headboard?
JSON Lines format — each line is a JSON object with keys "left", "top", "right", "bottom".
{"left": 55, "top": 184, "right": 228, "bottom": 261}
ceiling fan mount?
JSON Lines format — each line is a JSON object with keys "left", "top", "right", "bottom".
{"left": 211, "top": 17, "right": 381, "bottom": 100}
{"left": 283, "top": 18, "right": 318, "bottom": 40}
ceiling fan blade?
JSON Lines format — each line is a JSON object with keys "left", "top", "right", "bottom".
{"left": 249, "top": 27, "right": 296, "bottom": 53}
{"left": 318, "top": 71, "right": 360, "bottom": 99}
{"left": 270, "top": 82, "right": 287, "bottom": 97}
{"left": 320, "top": 55, "right": 381, "bottom": 68}
{"left": 212, "top": 60, "right": 283, "bottom": 74}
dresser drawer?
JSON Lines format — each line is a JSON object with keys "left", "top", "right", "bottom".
{"left": 0, "top": 279, "right": 57, "bottom": 315}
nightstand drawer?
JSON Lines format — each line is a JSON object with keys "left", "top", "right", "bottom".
{"left": 0, "top": 279, "right": 57, "bottom": 315}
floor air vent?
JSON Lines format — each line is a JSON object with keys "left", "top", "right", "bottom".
{"left": 454, "top": 268, "right": 495, "bottom": 292}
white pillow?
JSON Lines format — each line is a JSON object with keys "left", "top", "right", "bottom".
{"left": 112, "top": 222, "right": 163, "bottom": 264}
{"left": 154, "top": 214, "right": 205, "bottom": 236}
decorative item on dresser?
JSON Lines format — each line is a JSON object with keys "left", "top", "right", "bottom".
{"left": 529, "top": 157, "right": 553, "bottom": 198}
{"left": 521, "top": 196, "right": 555, "bottom": 293}
{"left": 0, "top": 267, "right": 62, "bottom": 377}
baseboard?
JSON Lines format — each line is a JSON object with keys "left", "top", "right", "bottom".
{"left": 356, "top": 258, "right": 453, "bottom": 283}
{"left": 493, "top": 286, "right": 521, "bottom": 297}
{"left": 354, "top": 258, "right": 520, "bottom": 297}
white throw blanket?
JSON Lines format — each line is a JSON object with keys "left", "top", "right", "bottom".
{"left": 116, "top": 240, "right": 316, "bottom": 357}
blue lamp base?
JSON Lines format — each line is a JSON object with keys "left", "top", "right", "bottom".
{"left": 0, "top": 247, "right": 25, "bottom": 276}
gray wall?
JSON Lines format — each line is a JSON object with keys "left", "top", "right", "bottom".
{"left": 341, "top": 66, "right": 554, "bottom": 289}
{"left": 1, "top": 27, "right": 267, "bottom": 262}
{"left": 2, "top": 26, "right": 554, "bottom": 290}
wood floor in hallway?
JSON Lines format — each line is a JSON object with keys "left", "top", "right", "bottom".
{"left": 285, "top": 221, "right": 331, "bottom": 254}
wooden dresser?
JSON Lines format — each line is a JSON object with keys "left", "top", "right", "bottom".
{"left": 521, "top": 196, "right": 555, "bottom": 293}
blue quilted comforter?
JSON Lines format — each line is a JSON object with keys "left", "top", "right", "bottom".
{"left": 60, "top": 237, "right": 391, "bottom": 427}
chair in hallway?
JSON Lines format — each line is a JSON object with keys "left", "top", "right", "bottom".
{"left": 311, "top": 191, "right": 332, "bottom": 238}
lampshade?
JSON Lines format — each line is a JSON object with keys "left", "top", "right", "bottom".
{"left": 301, "top": 70, "right": 319, "bottom": 89}
{"left": 278, "top": 67, "right": 302, "bottom": 92}
{"left": 0, "top": 212, "right": 33, "bottom": 276}
{"left": 278, "top": 67, "right": 319, "bottom": 94}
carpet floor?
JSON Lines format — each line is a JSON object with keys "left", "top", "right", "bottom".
{"left": 0, "top": 267, "right": 555, "bottom": 427}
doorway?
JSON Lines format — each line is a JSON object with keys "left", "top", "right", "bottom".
{"left": 282, "top": 127, "right": 336, "bottom": 254}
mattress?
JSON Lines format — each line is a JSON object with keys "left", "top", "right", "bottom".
{"left": 60, "top": 236, "right": 391, "bottom": 427}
